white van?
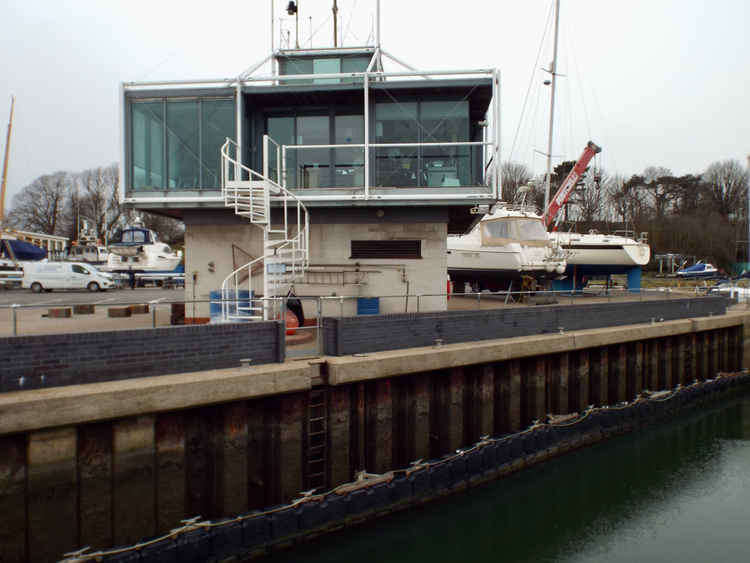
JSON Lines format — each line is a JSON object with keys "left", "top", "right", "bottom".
{"left": 22, "top": 262, "right": 114, "bottom": 293}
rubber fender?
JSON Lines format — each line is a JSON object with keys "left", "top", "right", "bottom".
{"left": 389, "top": 474, "right": 413, "bottom": 504}
{"left": 429, "top": 463, "right": 452, "bottom": 491}
{"left": 211, "top": 520, "right": 243, "bottom": 559}
{"left": 599, "top": 410, "right": 616, "bottom": 429}
{"left": 448, "top": 457, "right": 467, "bottom": 486}
{"left": 370, "top": 482, "right": 392, "bottom": 510}
{"left": 546, "top": 425, "right": 562, "bottom": 443}
{"left": 534, "top": 428, "right": 550, "bottom": 449}
{"left": 298, "top": 499, "right": 330, "bottom": 531}
{"left": 138, "top": 538, "right": 177, "bottom": 563}
{"left": 495, "top": 440, "right": 511, "bottom": 465}
{"left": 241, "top": 513, "right": 270, "bottom": 549}
{"left": 101, "top": 549, "right": 141, "bottom": 562}
{"left": 409, "top": 468, "right": 431, "bottom": 497}
{"left": 322, "top": 495, "right": 348, "bottom": 522}
{"left": 508, "top": 435, "right": 523, "bottom": 459}
{"left": 465, "top": 449, "right": 483, "bottom": 477}
{"left": 480, "top": 443, "right": 498, "bottom": 471}
{"left": 591, "top": 412, "right": 604, "bottom": 434}
{"left": 347, "top": 488, "right": 375, "bottom": 515}
{"left": 175, "top": 528, "right": 212, "bottom": 563}
{"left": 268, "top": 506, "right": 299, "bottom": 541}
{"left": 522, "top": 432, "right": 538, "bottom": 455}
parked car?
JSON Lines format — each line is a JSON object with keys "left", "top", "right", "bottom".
{"left": 22, "top": 262, "right": 115, "bottom": 292}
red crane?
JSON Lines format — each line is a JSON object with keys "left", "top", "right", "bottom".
{"left": 543, "top": 140, "right": 601, "bottom": 229}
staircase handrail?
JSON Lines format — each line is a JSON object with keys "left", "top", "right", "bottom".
{"left": 219, "top": 137, "right": 310, "bottom": 319}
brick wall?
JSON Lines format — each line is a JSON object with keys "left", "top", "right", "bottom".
{"left": 0, "top": 322, "right": 284, "bottom": 392}
{"left": 323, "top": 297, "right": 729, "bottom": 356}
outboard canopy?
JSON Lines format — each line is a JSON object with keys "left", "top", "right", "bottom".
{"left": 1, "top": 239, "right": 47, "bottom": 261}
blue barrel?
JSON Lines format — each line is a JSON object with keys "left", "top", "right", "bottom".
{"left": 357, "top": 297, "right": 380, "bottom": 315}
{"left": 210, "top": 289, "right": 252, "bottom": 322}
{"left": 210, "top": 290, "right": 223, "bottom": 322}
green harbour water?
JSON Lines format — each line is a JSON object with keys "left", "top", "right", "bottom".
{"left": 271, "top": 394, "right": 750, "bottom": 563}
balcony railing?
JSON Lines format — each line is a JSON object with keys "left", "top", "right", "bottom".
{"left": 278, "top": 141, "right": 492, "bottom": 193}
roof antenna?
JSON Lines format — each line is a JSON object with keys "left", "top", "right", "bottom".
{"left": 286, "top": 1, "right": 299, "bottom": 48}
{"left": 333, "top": 0, "right": 339, "bottom": 47}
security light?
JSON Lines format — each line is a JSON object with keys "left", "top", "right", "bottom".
{"left": 287, "top": 1, "right": 297, "bottom": 15}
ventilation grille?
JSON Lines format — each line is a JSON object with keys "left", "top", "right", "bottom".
{"left": 350, "top": 240, "right": 422, "bottom": 259}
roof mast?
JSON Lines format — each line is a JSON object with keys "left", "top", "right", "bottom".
{"left": 543, "top": 0, "right": 560, "bottom": 213}
{"left": 0, "top": 95, "right": 15, "bottom": 225}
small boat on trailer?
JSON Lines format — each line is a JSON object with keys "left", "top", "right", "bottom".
{"left": 676, "top": 262, "right": 719, "bottom": 279}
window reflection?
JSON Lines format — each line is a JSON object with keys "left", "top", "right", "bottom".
{"left": 130, "top": 98, "right": 234, "bottom": 191}
{"left": 131, "top": 102, "right": 164, "bottom": 190}
{"left": 374, "top": 100, "right": 471, "bottom": 187}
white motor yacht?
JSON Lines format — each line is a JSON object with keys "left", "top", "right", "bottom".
{"left": 107, "top": 226, "right": 182, "bottom": 272}
{"left": 447, "top": 197, "right": 566, "bottom": 291}
{"left": 551, "top": 230, "right": 650, "bottom": 268}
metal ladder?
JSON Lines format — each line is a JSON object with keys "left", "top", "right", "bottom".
{"left": 219, "top": 136, "right": 309, "bottom": 321}
{"left": 306, "top": 387, "right": 328, "bottom": 490}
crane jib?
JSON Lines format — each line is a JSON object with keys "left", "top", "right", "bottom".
{"left": 543, "top": 141, "right": 602, "bottom": 227}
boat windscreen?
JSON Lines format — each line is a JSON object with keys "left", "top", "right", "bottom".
{"left": 482, "top": 220, "right": 511, "bottom": 239}
{"left": 516, "top": 219, "right": 548, "bottom": 241}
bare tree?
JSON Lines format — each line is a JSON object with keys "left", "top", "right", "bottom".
{"left": 7, "top": 171, "right": 70, "bottom": 235}
{"left": 703, "top": 159, "right": 748, "bottom": 218}
{"left": 500, "top": 161, "right": 533, "bottom": 203}
{"left": 75, "top": 164, "right": 125, "bottom": 243}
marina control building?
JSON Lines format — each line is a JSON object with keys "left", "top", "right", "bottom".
{"left": 120, "top": 27, "right": 500, "bottom": 318}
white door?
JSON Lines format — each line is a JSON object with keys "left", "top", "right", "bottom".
{"left": 71, "top": 264, "right": 89, "bottom": 289}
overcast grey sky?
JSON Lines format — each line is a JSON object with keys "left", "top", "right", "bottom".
{"left": 1, "top": 0, "right": 748, "bottom": 204}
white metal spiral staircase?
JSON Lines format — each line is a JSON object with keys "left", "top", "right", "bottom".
{"left": 220, "top": 136, "right": 309, "bottom": 321}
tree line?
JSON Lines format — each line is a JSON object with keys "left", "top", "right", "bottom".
{"left": 502, "top": 158, "right": 750, "bottom": 271}
{"left": 3, "top": 164, "right": 184, "bottom": 246}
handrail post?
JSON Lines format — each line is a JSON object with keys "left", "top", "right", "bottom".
{"left": 364, "top": 71, "right": 370, "bottom": 199}
{"left": 316, "top": 297, "right": 323, "bottom": 356}
{"left": 151, "top": 304, "right": 156, "bottom": 328}
{"left": 11, "top": 304, "right": 18, "bottom": 336}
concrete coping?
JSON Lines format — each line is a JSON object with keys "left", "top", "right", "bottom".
{"left": 1, "top": 311, "right": 746, "bottom": 436}
{"left": 0, "top": 362, "right": 314, "bottom": 436}
{"left": 325, "top": 312, "right": 749, "bottom": 385}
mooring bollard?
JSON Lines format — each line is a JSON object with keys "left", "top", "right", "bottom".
{"left": 152, "top": 304, "right": 157, "bottom": 328}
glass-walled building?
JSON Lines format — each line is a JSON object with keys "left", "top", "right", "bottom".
{"left": 121, "top": 47, "right": 498, "bottom": 234}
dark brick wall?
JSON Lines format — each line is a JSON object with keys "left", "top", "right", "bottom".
{"left": 323, "top": 297, "right": 729, "bottom": 356}
{"left": 0, "top": 322, "right": 284, "bottom": 393}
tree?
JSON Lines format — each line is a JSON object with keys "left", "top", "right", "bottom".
{"left": 500, "top": 161, "right": 532, "bottom": 203}
{"left": 703, "top": 159, "right": 748, "bottom": 218}
{"left": 7, "top": 171, "right": 70, "bottom": 235}
{"left": 74, "top": 164, "right": 125, "bottom": 243}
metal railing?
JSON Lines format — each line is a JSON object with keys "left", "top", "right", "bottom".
{"left": 0, "top": 286, "right": 733, "bottom": 358}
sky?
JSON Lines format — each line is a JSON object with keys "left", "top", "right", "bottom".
{"left": 1, "top": 0, "right": 749, "bottom": 205}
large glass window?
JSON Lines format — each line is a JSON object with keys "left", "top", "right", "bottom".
{"left": 268, "top": 116, "right": 295, "bottom": 186}
{"left": 297, "top": 116, "right": 329, "bottom": 188}
{"left": 129, "top": 97, "right": 234, "bottom": 191}
{"left": 167, "top": 100, "right": 200, "bottom": 189}
{"left": 374, "top": 100, "right": 471, "bottom": 187}
{"left": 201, "top": 100, "right": 235, "bottom": 187}
{"left": 374, "top": 102, "right": 419, "bottom": 187}
{"left": 269, "top": 114, "right": 365, "bottom": 189}
{"left": 131, "top": 102, "right": 164, "bottom": 190}
{"left": 420, "top": 100, "right": 470, "bottom": 186}
{"left": 334, "top": 115, "right": 364, "bottom": 187}
{"left": 313, "top": 58, "right": 341, "bottom": 84}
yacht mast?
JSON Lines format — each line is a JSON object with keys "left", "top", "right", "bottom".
{"left": 0, "top": 96, "right": 15, "bottom": 225}
{"left": 543, "top": 0, "right": 561, "bottom": 213}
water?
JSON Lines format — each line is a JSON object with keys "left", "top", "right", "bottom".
{"left": 270, "top": 394, "right": 750, "bottom": 563}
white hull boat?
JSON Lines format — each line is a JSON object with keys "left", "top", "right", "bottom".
{"left": 107, "top": 226, "right": 182, "bottom": 272}
{"left": 448, "top": 204, "right": 566, "bottom": 290}
{"left": 551, "top": 231, "right": 650, "bottom": 267}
